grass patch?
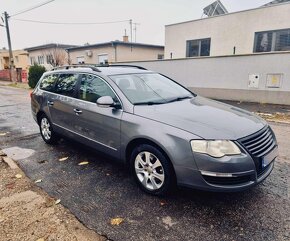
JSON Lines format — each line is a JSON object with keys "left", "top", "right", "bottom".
{"left": 7, "top": 82, "right": 31, "bottom": 89}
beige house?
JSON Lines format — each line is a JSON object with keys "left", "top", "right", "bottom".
{"left": 165, "top": 1, "right": 290, "bottom": 58}
{"left": 0, "top": 49, "right": 29, "bottom": 70}
{"left": 25, "top": 43, "right": 77, "bottom": 70}
{"left": 67, "top": 38, "right": 164, "bottom": 65}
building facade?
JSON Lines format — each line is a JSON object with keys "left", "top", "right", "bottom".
{"left": 25, "top": 43, "right": 76, "bottom": 70}
{"left": 165, "top": 2, "right": 290, "bottom": 59}
{"left": 67, "top": 40, "right": 164, "bottom": 65}
{"left": 0, "top": 49, "right": 29, "bottom": 70}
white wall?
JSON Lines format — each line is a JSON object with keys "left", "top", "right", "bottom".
{"left": 120, "top": 52, "right": 290, "bottom": 105}
{"left": 165, "top": 3, "right": 290, "bottom": 59}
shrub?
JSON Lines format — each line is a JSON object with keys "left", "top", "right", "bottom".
{"left": 28, "top": 64, "right": 46, "bottom": 88}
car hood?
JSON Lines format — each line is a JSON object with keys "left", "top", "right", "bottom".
{"left": 133, "top": 96, "right": 266, "bottom": 140}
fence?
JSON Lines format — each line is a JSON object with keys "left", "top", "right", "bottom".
{"left": 0, "top": 69, "right": 28, "bottom": 83}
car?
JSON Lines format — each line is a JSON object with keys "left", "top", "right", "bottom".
{"left": 31, "top": 64, "right": 278, "bottom": 196}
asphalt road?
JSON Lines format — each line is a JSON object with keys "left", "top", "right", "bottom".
{"left": 0, "top": 85, "right": 289, "bottom": 241}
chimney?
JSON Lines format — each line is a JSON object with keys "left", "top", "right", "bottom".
{"left": 123, "top": 29, "right": 129, "bottom": 42}
{"left": 123, "top": 35, "right": 129, "bottom": 42}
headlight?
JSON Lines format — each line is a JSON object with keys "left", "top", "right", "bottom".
{"left": 190, "top": 140, "right": 241, "bottom": 158}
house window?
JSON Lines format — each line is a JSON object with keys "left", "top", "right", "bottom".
{"left": 46, "top": 55, "right": 54, "bottom": 65}
{"left": 98, "top": 54, "right": 108, "bottom": 65}
{"left": 186, "top": 38, "right": 211, "bottom": 57}
{"left": 157, "top": 54, "right": 164, "bottom": 60}
{"left": 30, "top": 57, "right": 36, "bottom": 65}
{"left": 77, "top": 56, "right": 85, "bottom": 64}
{"left": 254, "top": 28, "right": 290, "bottom": 53}
{"left": 38, "top": 56, "right": 44, "bottom": 64}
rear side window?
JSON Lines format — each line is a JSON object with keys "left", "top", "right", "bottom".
{"left": 79, "top": 74, "right": 119, "bottom": 103}
{"left": 55, "top": 73, "right": 79, "bottom": 97}
{"left": 39, "top": 74, "right": 58, "bottom": 92}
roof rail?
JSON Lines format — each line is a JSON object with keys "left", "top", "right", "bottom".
{"left": 99, "top": 64, "right": 147, "bottom": 70}
{"left": 51, "top": 65, "right": 101, "bottom": 72}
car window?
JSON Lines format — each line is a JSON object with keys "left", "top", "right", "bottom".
{"left": 39, "top": 74, "right": 58, "bottom": 92}
{"left": 110, "top": 73, "right": 193, "bottom": 104}
{"left": 55, "top": 73, "right": 79, "bottom": 97}
{"left": 79, "top": 74, "right": 119, "bottom": 103}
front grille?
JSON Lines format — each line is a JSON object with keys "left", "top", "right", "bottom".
{"left": 239, "top": 126, "right": 276, "bottom": 157}
{"left": 203, "top": 175, "right": 252, "bottom": 186}
{"left": 238, "top": 126, "right": 277, "bottom": 175}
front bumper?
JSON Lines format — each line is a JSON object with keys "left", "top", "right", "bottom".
{"left": 176, "top": 146, "right": 278, "bottom": 192}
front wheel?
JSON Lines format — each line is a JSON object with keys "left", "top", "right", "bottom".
{"left": 130, "top": 144, "right": 175, "bottom": 196}
{"left": 39, "top": 114, "right": 59, "bottom": 144}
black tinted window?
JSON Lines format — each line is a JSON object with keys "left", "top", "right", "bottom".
{"left": 39, "top": 74, "right": 58, "bottom": 92}
{"left": 55, "top": 74, "right": 78, "bottom": 97}
{"left": 79, "top": 74, "right": 118, "bottom": 103}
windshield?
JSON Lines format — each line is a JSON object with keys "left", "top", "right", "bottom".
{"left": 110, "top": 73, "right": 194, "bottom": 105}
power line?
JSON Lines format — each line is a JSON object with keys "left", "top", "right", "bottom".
{"left": 12, "top": 18, "right": 130, "bottom": 25}
{"left": 10, "top": 0, "right": 55, "bottom": 17}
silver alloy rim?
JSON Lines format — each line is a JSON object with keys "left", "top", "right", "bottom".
{"left": 41, "top": 118, "right": 51, "bottom": 140}
{"left": 134, "top": 151, "right": 165, "bottom": 190}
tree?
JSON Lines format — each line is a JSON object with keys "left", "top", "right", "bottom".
{"left": 43, "top": 47, "right": 68, "bottom": 67}
{"left": 28, "top": 64, "right": 46, "bottom": 88}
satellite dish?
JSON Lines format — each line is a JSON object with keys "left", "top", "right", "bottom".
{"left": 203, "top": 0, "right": 228, "bottom": 17}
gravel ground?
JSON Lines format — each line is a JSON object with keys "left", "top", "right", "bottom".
{"left": 0, "top": 154, "right": 106, "bottom": 241}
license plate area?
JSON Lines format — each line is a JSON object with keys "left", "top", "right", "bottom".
{"left": 262, "top": 147, "right": 278, "bottom": 168}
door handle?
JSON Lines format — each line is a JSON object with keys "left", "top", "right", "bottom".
{"left": 47, "top": 100, "right": 54, "bottom": 106}
{"left": 73, "top": 108, "right": 82, "bottom": 115}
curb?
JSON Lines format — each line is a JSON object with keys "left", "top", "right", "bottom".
{"left": 0, "top": 151, "right": 19, "bottom": 169}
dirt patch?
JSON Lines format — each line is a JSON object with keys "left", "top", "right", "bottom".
{"left": 256, "top": 112, "right": 290, "bottom": 124}
{"left": 0, "top": 157, "right": 106, "bottom": 241}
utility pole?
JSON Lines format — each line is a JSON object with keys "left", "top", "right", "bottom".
{"left": 129, "top": 19, "right": 133, "bottom": 42}
{"left": 4, "top": 11, "right": 15, "bottom": 82}
{"left": 129, "top": 19, "right": 132, "bottom": 51}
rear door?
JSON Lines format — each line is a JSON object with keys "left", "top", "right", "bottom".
{"left": 37, "top": 74, "right": 59, "bottom": 120}
{"left": 48, "top": 73, "right": 80, "bottom": 132}
{"left": 74, "top": 73, "right": 122, "bottom": 157}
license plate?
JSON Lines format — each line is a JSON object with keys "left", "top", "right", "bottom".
{"left": 262, "top": 147, "right": 278, "bottom": 168}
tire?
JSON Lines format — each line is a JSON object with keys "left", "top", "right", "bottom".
{"left": 130, "top": 144, "right": 175, "bottom": 196}
{"left": 39, "top": 114, "right": 59, "bottom": 145}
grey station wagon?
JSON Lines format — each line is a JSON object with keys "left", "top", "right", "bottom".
{"left": 31, "top": 65, "right": 278, "bottom": 195}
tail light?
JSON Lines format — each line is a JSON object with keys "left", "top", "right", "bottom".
{"left": 30, "top": 91, "right": 33, "bottom": 98}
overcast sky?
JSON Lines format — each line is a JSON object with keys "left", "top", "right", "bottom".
{"left": 1, "top": 0, "right": 271, "bottom": 50}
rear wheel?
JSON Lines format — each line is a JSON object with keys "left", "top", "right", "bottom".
{"left": 130, "top": 144, "right": 175, "bottom": 196}
{"left": 39, "top": 114, "right": 59, "bottom": 144}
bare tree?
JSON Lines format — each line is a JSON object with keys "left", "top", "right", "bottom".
{"left": 42, "top": 47, "right": 69, "bottom": 67}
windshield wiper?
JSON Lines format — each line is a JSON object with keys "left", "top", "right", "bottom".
{"left": 134, "top": 101, "right": 165, "bottom": 106}
{"left": 166, "top": 96, "right": 193, "bottom": 103}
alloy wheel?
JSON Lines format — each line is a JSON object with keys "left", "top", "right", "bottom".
{"left": 41, "top": 117, "right": 51, "bottom": 141}
{"left": 134, "top": 151, "right": 165, "bottom": 190}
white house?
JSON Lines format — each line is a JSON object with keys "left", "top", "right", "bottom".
{"left": 165, "top": 1, "right": 290, "bottom": 59}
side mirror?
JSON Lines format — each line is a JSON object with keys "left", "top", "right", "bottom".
{"left": 96, "top": 96, "right": 121, "bottom": 109}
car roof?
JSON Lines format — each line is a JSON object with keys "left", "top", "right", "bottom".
{"left": 45, "top": 66, "right": 154, "bottom": 76}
